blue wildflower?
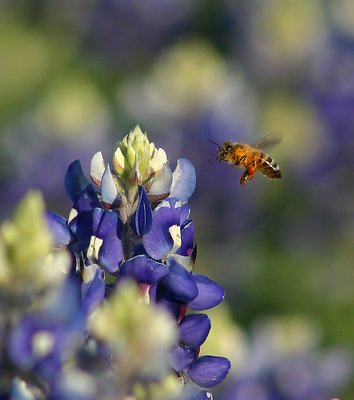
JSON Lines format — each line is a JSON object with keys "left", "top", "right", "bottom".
{"left": 44, "top": 126, "right": 230, "bottom": 397}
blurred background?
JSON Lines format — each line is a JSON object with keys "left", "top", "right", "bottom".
{"left": 1, "top": 0, "right": 354, "bottom": 398}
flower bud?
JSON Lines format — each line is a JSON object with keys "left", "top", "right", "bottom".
{"left": 112, "top": 126, "right": 168, "bottom": 193}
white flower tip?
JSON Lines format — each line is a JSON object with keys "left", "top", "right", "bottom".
{"left": 150, "top": 148, "right": 168, "bottom": 172}
{"left": 101, "top": 164, "right": 119, "bottom": 206}
{"left": 168, "top": 225, "right": 182, "bottom": 254}
{"left": 148, "top": 163, "right": 173, "bottom": 195}
{"left": 90, "top": 151, "right": 106, "bottom": 187}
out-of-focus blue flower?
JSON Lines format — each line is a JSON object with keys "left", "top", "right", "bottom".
{"left": 221, "top": 317, "right": 353, "bottom": 400}
{"left": 8, "top": 278, "right": 85, "bottom": 381}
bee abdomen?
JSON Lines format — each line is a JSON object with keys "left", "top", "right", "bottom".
{"left": 258, "top": 155, "right": 281, "bottom": 179}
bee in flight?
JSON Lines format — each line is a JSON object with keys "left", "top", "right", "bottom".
{"left": 211, "top": 135, "right": 282, "bottom": 186}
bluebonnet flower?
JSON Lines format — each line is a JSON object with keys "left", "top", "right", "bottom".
{"left": 45, "top": 126, "right": 231, "bottom": 397}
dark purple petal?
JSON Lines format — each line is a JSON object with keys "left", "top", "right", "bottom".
{"left": 71, "top": 186, "right": 101, "bottom": 215}
{"left": 68, "top": 188, "right": 101, "bottom": 249}
{"left": 143, "top": 202, "right": 181, "bottom": 259}
{"left": 92, "top": 210, "right": 123, "bottom": 273}
{"left": 120, "top": 255, "right": 168, "bottom": 284}
{"left": 179, "top": 314, "right": 211, "bottom": 348}
{"left": 81, "top": 266, "right": 105, "bottom": 314}
{"left": 186, "top": 356, "right": 231, "bottom": 388}
{"left": 65, "top": 160, "right": 92, "bottom": 203}
{"left": 45, "top": 211, "right": 72, "bottom": 247}
{"left": 169, "top": 158, "right": 196, "bottom": 202}
{"left": 170, "top": 345, "right": 196, "bottom": 372}
{"left": 161, "top": 257, "right": 198, "bottom": 303}
{"left": 131, "top": 186, "right": 152, "bottom": 236}
{"left": 188, "top": 274, "right": 225, "bottom": 311}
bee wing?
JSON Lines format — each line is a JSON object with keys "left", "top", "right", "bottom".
{"left": 252, "top": 133, "right": 282, "bottom": 150}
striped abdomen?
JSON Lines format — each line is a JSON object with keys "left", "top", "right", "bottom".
{"left": 257, "top": 152, "right": 281, "bottom": 179}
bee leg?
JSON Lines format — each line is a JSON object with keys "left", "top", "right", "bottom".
{"left": 240, "top": 163, "right": 256, "bottom": 186}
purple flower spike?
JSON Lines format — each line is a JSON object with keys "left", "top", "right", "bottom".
{"left": 45, "top": 211, "right": 72, "bottom": 247}
{"left": 188, "top": 274, "right": 225, "bottom": 311}
{"left": 161, "top": 257, "right": 198, "bottom": 303}
{"left": 120, "top": 255, "right": 168, "bottom": 284}
{"left": 65, "top": 160, "right": 92, "bottom": 203}
{"left": 179, "top": 314, "right": 211, "bottom": 348}
{"left": 186, "top": 356, "right": 231, "bottom": 388}
{"left": 131, "top": 186, "right": 153, "bottom": 236}
{"left": 170, "top": 345, "right": 196, "bottom": 372}
{"left": 169, "top": 158, "right": 196, "bottom": 203}
{"left": 89, "top": 209, "right": 123, "bottom": 273}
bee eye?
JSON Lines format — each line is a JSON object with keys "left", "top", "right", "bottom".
{"left": 226, "top": 145, "right": 232, "bottom": 152}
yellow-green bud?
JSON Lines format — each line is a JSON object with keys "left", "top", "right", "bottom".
{"left": 0, "top": 191, "right": 70, "bottom": 289}
{"left": 1, "top": 191, "right": 52, "bottom": 273}
{"left": 112, "top": 126, "right": 168, "bottom": 190}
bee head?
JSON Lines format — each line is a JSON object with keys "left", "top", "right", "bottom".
{"left": 209, "top": 140, "right": 233, "bottom": 162}
{"left": 217, "top": 141, "right": 233, "bottom": 161}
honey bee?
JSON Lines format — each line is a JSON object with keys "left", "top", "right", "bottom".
{"left": 212, "top": 135, "right": 282, "bottom": 186}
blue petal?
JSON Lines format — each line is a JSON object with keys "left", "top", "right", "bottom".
{"left": 93, "top": 210, "right": 123, "bottom": 273}
{"left": 65, "top": 160, "right": 92, "bottom": 203}
{"left": 188, "top": 274, "right": 225, "bottom": 311}
{"left": 169, "top": 158, "right": 196, "bottom": 202}
{"left": 45, "top": 211, "right": 72, "bottom": 247}
{"left": 179, "top": 314, "right": 211, "bottom": 348}
{"left": 71, "top": 186, "right": 101, "bottom": 215}
{"left": 161, "top": 257, "right": 198, "bottom": 303}
{"left": 142, "top": 202, "right": 181, "bottom": 259}
{"left": 131, "top": 186, "right": 153, "bottom": 236}
{"left": 170, "top": 345, "right": 196, "bottom": 372}
{"left": 120, "top": 255, "right": 168, "bottom": 284}
{"left": 82, "top": 266, "right": 105, "bottom": 314}
{"left": 186, "top": 356, "right": 231, "bottom": 388}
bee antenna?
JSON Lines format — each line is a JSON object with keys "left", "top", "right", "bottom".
{"left": 208, "top": 139, "right": 221, "bottom": 162}
{"left": 209, "top": 139, "right": 220, "bottom": 148}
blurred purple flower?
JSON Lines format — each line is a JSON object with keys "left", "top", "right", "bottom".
{"left": 8, "top": 279, "right": 84, "bottom": 381}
